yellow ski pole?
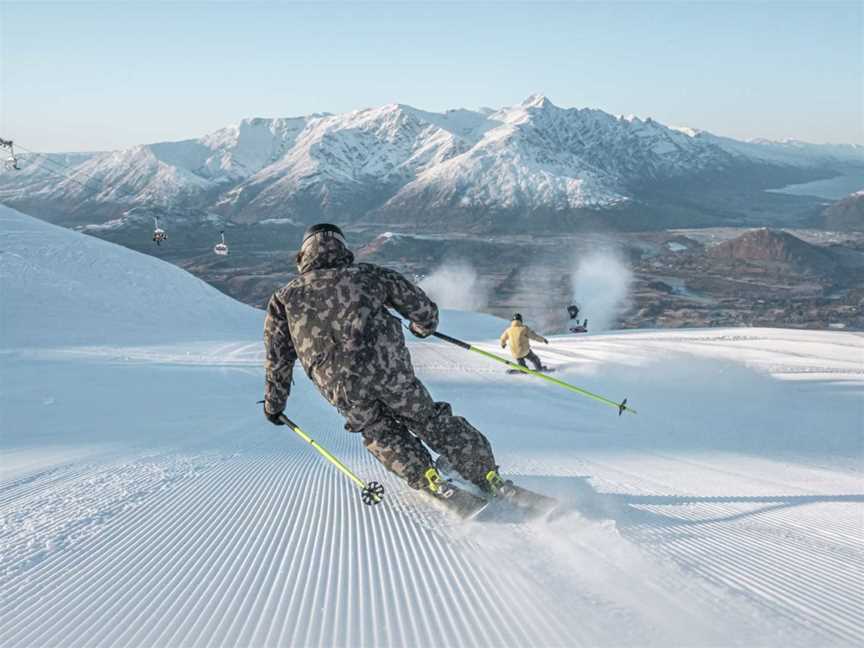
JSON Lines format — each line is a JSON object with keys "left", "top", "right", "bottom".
{"left": 429, "top": 330, "right": 636, "bottom": 416}
{"left": 279, "top": 413, "right": 384, "bottom": 505}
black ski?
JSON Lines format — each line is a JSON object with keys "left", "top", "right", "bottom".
{"left": 434, "top": 457, "right": 558, "bottom": 519}
{"left": 493, "top": 482, "right": 558, "bottom": 517}
{"left": 424, "top": 482, "right": 489, "bottom": 520}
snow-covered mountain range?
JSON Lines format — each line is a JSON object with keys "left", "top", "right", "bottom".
{"left": 2, "top": 95, "right": 862, "bottom": 229}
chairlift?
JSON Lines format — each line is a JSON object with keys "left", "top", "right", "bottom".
{"left": 214, "top": 231, "right": 229, "bottom": 256}
{"left": 152, "top": 216, "right": 168, "bottom": 246}
{"left": 1, "top": 138, "right": 20, "bottom": 171}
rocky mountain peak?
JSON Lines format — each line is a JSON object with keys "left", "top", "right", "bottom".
{"left": 521, "top": 93, "right": 555, "bottom": 109}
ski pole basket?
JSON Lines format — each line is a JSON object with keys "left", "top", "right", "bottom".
{"left": 361, "top": 481, "right": 385, "bottom": 506}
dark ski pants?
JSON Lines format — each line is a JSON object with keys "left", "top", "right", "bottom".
{"left": 517, "top": 350, "right": 543, "bottom": 371}
{"left": 340, "top": 376, "right": 496, "bottom": 490}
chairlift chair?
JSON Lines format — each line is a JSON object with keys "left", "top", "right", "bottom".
{"left": 152, "top": 217, "right": 167, "bottom": 246}
{"left": 214, "top": 231, "right": 229, "bottom": 256}
{"left": 1, "top": 138, "right": 19, "bottom": 171}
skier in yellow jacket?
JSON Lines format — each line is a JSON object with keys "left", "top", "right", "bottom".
{"left": 500, "top": 313, "right": 549, "bottom": 371}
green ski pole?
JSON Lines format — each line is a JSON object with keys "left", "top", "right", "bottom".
{"left": 279, "top": 413, "right": 385, "bottom": 505}
{"left": 429, "top": 330, "right": 636, "bottom": 416}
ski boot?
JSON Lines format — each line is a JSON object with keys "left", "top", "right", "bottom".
{"left": 483, "top": 469, "right": 558, "bottom": 516}
{"left": 423, "top": 467, "right": 488, "bottom": 519}
{"left": 483, "top": 469, "right": 518, "bottom": 498}
{"left": 424, "top": 466, "right": 456, "bottom": 498}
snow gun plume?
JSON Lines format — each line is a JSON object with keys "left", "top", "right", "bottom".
{"left": 419, "top": 260, "right": 488, "bottom": 311}
{"left": 571, "top": 249, "right": 633, "bottom": 332}
{"left": 415, "top": 328, "right": 636, "bottom": 416}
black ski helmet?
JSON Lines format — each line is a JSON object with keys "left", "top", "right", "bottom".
{"left": 513, "top": 312, "right": 523, "bottom": 322}
{"left": 302, "top": 223, "right": 346, "bottom": 246}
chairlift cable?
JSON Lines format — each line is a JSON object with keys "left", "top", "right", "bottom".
{"left": 3, "top": 140, "right": 221, "bottom": 246}
{"left": 5, "top": 142, "right": 222, "bottom": 232}
{"left": 4, "top": 140, "right": 145, "bottom": 207}
{"left": 8, "top": 141, "right": 149, "bottom": 205}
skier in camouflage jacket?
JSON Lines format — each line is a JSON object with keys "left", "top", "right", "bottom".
{"left": 263, "top": 224, "right": 498, "bottom": 492}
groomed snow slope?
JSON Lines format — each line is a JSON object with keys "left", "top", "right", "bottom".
{"left": 1, "top": 208, "right": 862, "bottom": 647}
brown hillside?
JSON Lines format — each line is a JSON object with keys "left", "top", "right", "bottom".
{"left": 707, "top": 228, "right": 839, "bottom": 276}
{"left": 821, "top": 193, "right": 864, "bottom": 231}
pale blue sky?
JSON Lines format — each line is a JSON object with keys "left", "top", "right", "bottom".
{"left": 1, "top": 1, "right": 861, "bottom": 152}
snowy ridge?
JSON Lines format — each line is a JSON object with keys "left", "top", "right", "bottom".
{"left": 1, "top": 208, "right": 863, "bottom": 646}
{"left": 673, "top": 127, "right": 864, "bottom": 168}
{"left": 216, "top": 104, "right": 473, "bottom": 222}
{"left": 3, "top": 95, "right": 862, "bottom": 225}
{"left": 382, "top": 97, "right": 735, "bottom": 213}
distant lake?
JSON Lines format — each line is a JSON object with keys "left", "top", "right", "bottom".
{"left": 767, "top": 171, "right": 864, "bottom": 200}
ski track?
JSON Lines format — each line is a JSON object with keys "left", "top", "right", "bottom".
{"left": 572, "top": 454, "right": 864, "bottom": 645}
{"left": 1, "top": 437, "right": 580, "bottom": 647}
{"left": 4, "top": 440, "right": 859, "bottom": 647}
{"left": 2, "top": 328, "right": 862, "bottom": 647}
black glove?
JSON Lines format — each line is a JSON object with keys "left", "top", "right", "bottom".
{"left": 408, "top": 322, "right": 432, "bottom": 339}
{"left": 543, "top": 338, "right": 550, "bottom": 344}
{"left": 263, "top": 403, "right": 285, "bottom": 425}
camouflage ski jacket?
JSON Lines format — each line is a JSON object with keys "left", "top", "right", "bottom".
{"left": 263, "top": 236, "right": 439, "bottom": 415}
{"left": 500, "top": 320, "right": 547, "bottom": 359}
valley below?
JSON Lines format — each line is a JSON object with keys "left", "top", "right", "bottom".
{"left": 87, "top": 220, "right": 864, "bottom": 336}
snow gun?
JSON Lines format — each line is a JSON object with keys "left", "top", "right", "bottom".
{"left": 276, "top": 412, "right": 385, "bottom": 505}
{"left": 428, "top": 330, "right": 636, "bottom": 416}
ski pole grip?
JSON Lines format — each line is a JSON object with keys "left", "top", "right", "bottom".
{"left": 431, "top": 330, "right": 471, "bottom": 350}
{"left": 279, "top": 413, "right": 298, "bottom": 428}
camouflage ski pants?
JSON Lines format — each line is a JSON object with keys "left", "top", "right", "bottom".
{"left": 339, "top": 376, "right": 496, "bottom": 490}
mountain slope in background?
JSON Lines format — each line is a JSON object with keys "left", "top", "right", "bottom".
{"left": 2, "top": 96, "right": 861, "bottom": 231}
{"left": 821, "top": 192, "right": 864, "bottom": 231}
{"left": 672, "top": 127, "right": 864, "bottom": 168}
{"left": 707, "top": 227, "right": 841, "bottom": 277}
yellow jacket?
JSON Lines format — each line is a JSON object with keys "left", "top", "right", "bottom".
{"left": 500, "top": 320, "right": 547, "bottom": 359}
